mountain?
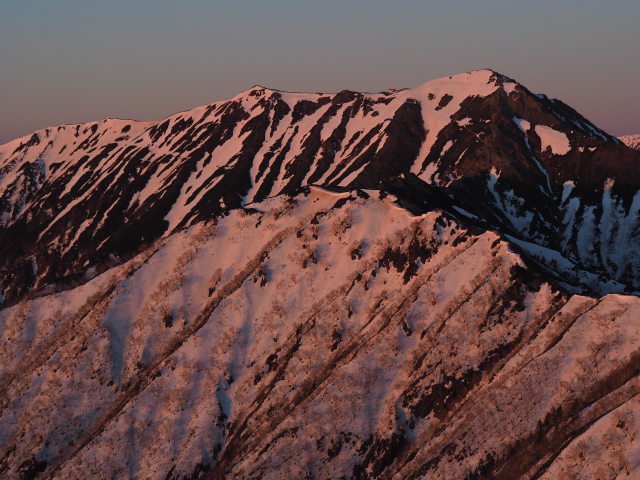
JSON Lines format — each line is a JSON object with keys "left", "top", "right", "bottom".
{"left": 2, "top": 69, "right": 640, "bottom": 308}
{"left": 2, "top": 70, "right": 640, "bottom": 479}
{"left": 620, "top": 134, "right": 640, "bottom": 150}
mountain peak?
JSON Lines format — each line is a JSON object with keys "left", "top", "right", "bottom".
{"left": 233, "top": 84, "right": 276, "bottom": 99}
{"left": 408, "top": 69, "right": 518, "bottom": 102}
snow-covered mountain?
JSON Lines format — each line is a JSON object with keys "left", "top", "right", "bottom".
{"left": 2, "top": 70, "right": 640, "bottom": 479}
{"left": 2, "top": 69, "right": 639, "bottom": 307}
{"left": 3, "top": 188, "right": 640, "bottom": 480}
{"left": 620, "top": 134, "right": 640, "bottom": 150}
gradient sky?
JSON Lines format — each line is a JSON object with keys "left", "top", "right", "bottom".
{"left": 1, "top": 0, "right": 639, "bottom": 144}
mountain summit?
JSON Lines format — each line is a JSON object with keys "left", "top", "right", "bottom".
{"left": 2, "top": 71, "right": 640, "bottom": 479}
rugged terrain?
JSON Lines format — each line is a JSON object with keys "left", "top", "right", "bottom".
{"left": 2, "top": 70, "right": 640, "bottom": 479}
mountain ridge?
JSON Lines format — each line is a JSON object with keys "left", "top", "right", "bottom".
{"left": 0, "top": 69, "right": 505, "bottom": 149}
{"left": 1, "top": 69, "right": 639, "bottom": 307}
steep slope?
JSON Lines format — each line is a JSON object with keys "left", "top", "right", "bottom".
{"left": 620, "top": 134, "right": 640, "bottom": 150}
{"left": 2, "top": 188, "right": 640, "bottom": 479}
{"left": 2, "top": 70, "right": 640, "bottom": 307}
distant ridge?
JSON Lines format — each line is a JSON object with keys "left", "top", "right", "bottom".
{"left": 620, "top": 133, "right": 640, "bottom": 150}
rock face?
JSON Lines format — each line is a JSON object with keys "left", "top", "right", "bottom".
{"left": 1, "top": 70, "right": 640, "bottom": 479}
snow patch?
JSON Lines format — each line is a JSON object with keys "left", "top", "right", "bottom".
{"left": 535, "top": 125, "right": 571, "bottom": 155}
{"left": 513, "top": 117, "right": 531, "bottom": 133}
{"left": 561, "top": 181, "right": 575, "bottom": 204}
{"left": 503, "top": 82, "right": 518, "bottom": 95}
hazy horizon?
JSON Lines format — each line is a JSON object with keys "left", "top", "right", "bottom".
{"left": 2, "top": 0, "right": 639, "bottom": 144}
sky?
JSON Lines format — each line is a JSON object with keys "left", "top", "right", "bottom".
{"left": 1, "top": 0, "right": 639, "bottom": 144}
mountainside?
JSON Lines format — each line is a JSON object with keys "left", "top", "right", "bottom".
{"left": 3, "top": 188, "right": 640, "bottom": 480}
{"left": 2, "top": 70, "right": 640, "bottom": 479}
{"left": 620, "top": 134, "right": 640, "bottom": 150}
{"left": 2, "top": 69, "right": 640, "bottom": 308}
